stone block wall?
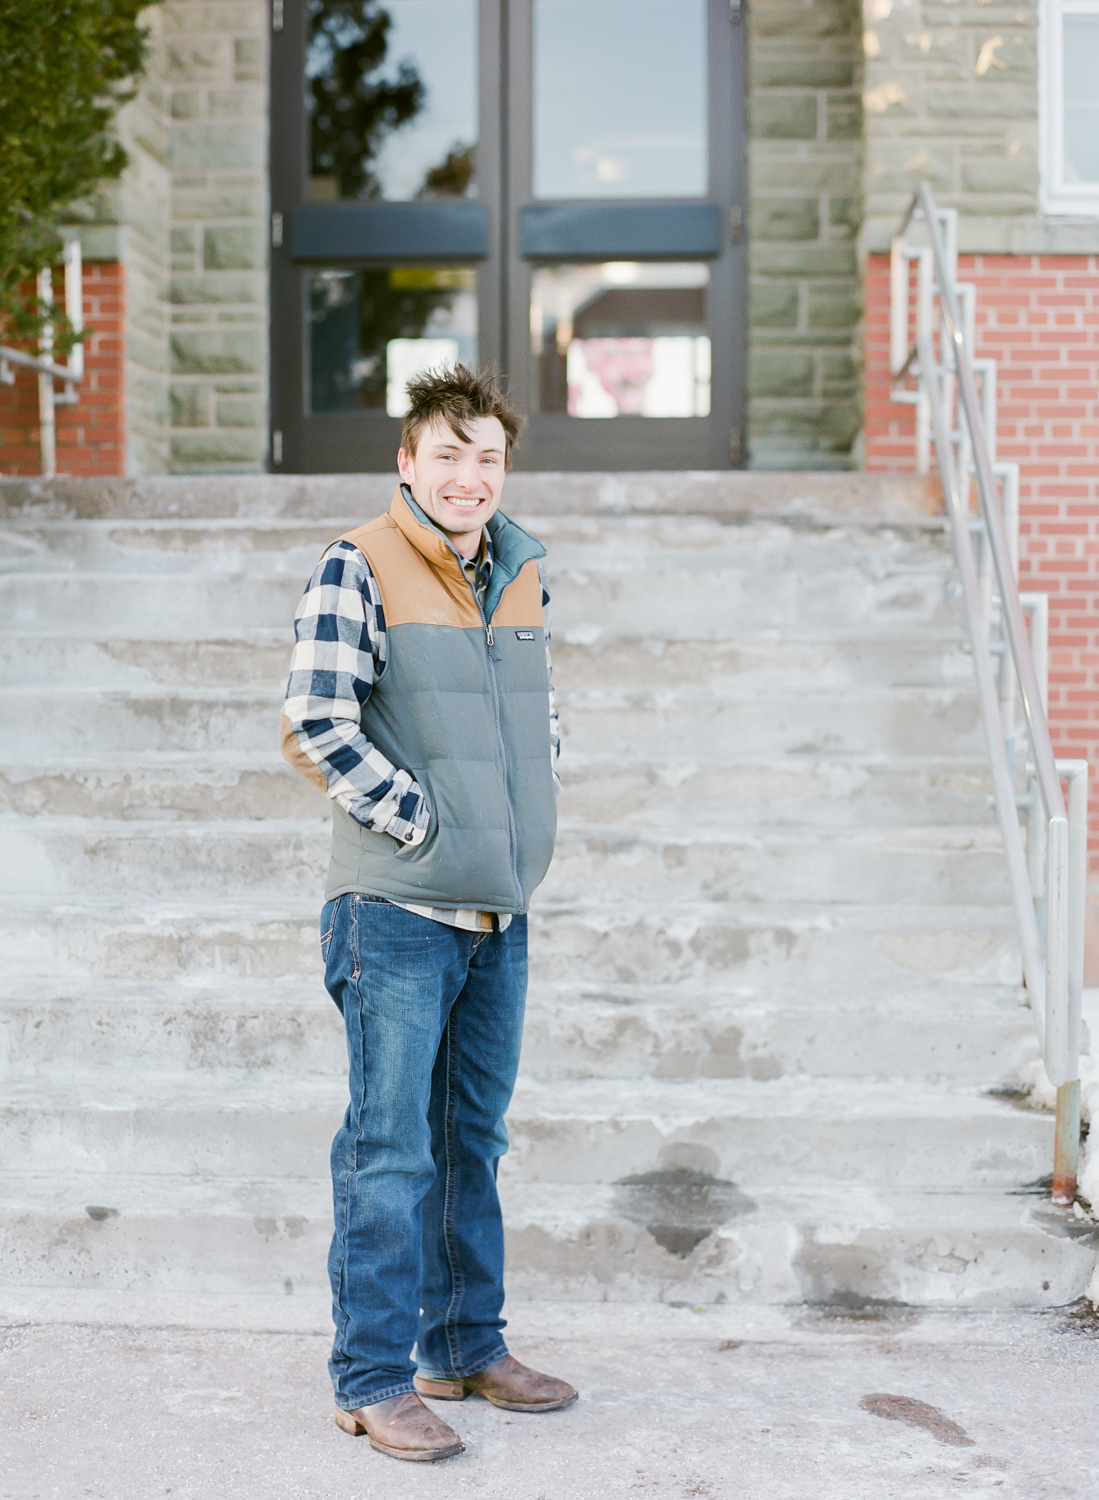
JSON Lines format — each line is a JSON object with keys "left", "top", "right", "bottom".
{"left": 108, "top": 3, "right": 173, "bottom": 474}
{"left": 860, "top": 0, "right": 1099, "bottom": 255}
{"left": 166, "top": 0, "right": 269, "bottom": 473}
{"left": 746, "top": 0, "right": 865, "bottom": 469}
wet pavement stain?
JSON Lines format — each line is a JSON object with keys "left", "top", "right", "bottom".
{"left": 799, "top": 1293, "right": 919, "bottom": 1327}
{"left": 613, "top": 1168, "right": 756, "bottom": 1258}
{"left": 859, "top": 1392, "right": 975, "bottom": 1446}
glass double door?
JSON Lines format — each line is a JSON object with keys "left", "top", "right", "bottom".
{"left": 270, "top": 0, "right": 745, "bottom": 472}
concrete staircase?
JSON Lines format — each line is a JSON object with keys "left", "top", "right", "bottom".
{"left": 0, "top": 472, "right": 1092, "bottom": 1315}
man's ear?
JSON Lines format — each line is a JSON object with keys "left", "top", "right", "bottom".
{"left": 397, "top": 446, "right": 415, "bottom": 485}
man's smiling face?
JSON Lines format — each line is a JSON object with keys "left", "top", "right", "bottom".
{"left": 397, "top": 414, "right": 508, "bottom": 558}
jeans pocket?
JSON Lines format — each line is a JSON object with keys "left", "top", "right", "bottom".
{"left": 319, "top": 896, "right": 340, "bottom": 963}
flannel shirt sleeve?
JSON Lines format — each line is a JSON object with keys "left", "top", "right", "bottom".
{"left": 539, "top": 562, "right": 562, "bottom": 796}
{"left": 283, "top": 541, "right": 429, "bottom": 844}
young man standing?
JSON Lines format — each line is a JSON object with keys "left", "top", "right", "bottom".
{"left": 281, "top": 366, "right": 575, "bottom": 1463}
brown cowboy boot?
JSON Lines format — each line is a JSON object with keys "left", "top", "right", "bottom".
{"left": 334, "top": 1391, "right": 465, "bottom": 1461}
{"left": 414, "top": 1352, "right": 578, "bottom": 1412}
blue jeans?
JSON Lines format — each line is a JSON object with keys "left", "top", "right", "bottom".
{"left": 320, "top": 892, "right": 528, "bottom": 1410}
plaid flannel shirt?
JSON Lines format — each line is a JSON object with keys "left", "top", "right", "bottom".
{"left": 284, "top": 529, "right": 560, "bottom": 931}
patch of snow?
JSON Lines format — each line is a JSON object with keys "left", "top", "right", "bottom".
{"left": 1086, "top": 1262, "right": 1099, "bottom": 1311}
{"left": 1013, "top": 1055, "right": 1099, "bottom": 1124}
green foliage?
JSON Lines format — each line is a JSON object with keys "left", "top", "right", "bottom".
{"left": 417, "top": 142, "right": 475, "bottom": 200}
{"left": 0, "top": 0, "right": 157, "bottom": 352}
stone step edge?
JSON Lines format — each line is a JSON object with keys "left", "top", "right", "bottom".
{"left": 0, "top": 897, "right": 1020, "bottom": 925}
{"left": 0, "top": 1074, "right": 1047, "bottom": 1115}
{"left": 0, "top": 973, "right": 1025, "bottom": 1005}
{"left": 1, "top": 1290, "right": 1054, "bottom": 1338}
{"left": 0, "top": 472, "right": 938, "bottom": 525}
{"left": 0, "top": 1176, "right": 1067, "bottom": 1221}
{"left": 0, "top": 750, "right": 995, "bottom": 774}
{"left": 0, "top": 813, "right": 1006, "bottom": 846}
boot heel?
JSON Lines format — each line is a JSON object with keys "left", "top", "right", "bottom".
{"left": 413, "top": 1374, "right": 467, "bottom": 1401}
{"left": 334, "top": 1407, "right": 368, "bottom": 1435}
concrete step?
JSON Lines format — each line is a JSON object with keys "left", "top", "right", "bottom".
{"left": 0, "top": 631, "right": 292, "bottom": 691}
{"left": 0, "top": 1074, "right": 1053, "bottom": 1191}
{"left": 0, "top": 976, "right": 1032, "bottom": 1085}
{"left": 0, "top": 682, "right": 984, "bottom": 759}
{"left": 526, "top": 900, "right": 1021, "bottom": 989}
{"left": 0, "top": 900, "right": 1020, "bottom": 986}
{"left": 0, "top": 631, "right": 974, "bottom": 693}
{"left": 0, "top": 817, "right": 1011, "bottom": 907}
{"left": 500, "top": 1182, "right": 1095, "bottom": 1308}
{"left": 0, "top": 753, "right": 996, "bottom": 828}
{"left": 0, "top": 511, "right": 951, "bottom": 579}
{"left": 543, "top": 824, "right": 1009, "bottom": 907}
{"left": 0, "top": 470, "right": 933, "bottom": 525}
{"left": 0, "top": 977, "right": 343, "bottom": 1078}
{"left": 0, "top": 1176, "right": 1089, "bottom": 1308}
{"left": 556, "top": 686, "right": 984, "bottom": 760}
{"left": 0, "top": 571, "right": 299, "bottom": 635}
{"left": 554, "top": 635, "right": 976, "bottom": 694}
{"left": 0, "top": 519, "right": 343, "bottom": 576}
{"left": 0, "top": 905, "right": 326, "bottom": 983}
{"left": 517, "top": 981, "right": 1035, "bottom": 1083}
{"left": 560, "top": 757, "right": 995, "bottom": 830}
{"left": 0, "top": 562, "right": 962, "bottom": 640}
{"left": 0, "top": 756, "right": 329, "bottom": 821}
{"left": 501, "top": 1076, "right": 1053, "bottom": 1190}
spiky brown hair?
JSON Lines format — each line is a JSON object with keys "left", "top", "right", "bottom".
{"left": 400, "top": 364, "right": 522, "bottom": 467}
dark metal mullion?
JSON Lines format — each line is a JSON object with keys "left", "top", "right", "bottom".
{"left": 269, "top": 0, "right": 308, "bottom": 469}
{"left": 477, "top": 0, "right": 505, "bottom": 375}
{"left": 708, "top": 0, "right": 746, "bottom": 468}
{"left": 504, "top": 0, "right": 534, "bottom": 427}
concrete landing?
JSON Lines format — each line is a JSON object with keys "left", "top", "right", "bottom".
{"left": 2, "top": 1301, "right": 1097, "bottom": 1499}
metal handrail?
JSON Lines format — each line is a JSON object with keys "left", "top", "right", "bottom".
{"left": 891, "top": 184, "right": 1087, "bottom": 1205}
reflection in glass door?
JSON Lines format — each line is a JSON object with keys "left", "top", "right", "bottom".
{"left": 508, "top": 0, "right": 743, "bottom": 469}
{"left": 270, "top": 0, "right": 744, "bottom": 471}
{"left": 306, "top": 0, "right": 478, "bottom": 204}
{"left": 531, "top": 0, "right": 708, "bottom": 199}
{"left": 271, "top": 0, "right": 495, "bottom": 470}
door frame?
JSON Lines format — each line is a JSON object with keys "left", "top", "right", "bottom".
{"left": 503, "top": 0, "right": 745, "bottom": 471}
{"left": 268, "top": 0, "right": 746, "bottom": 472}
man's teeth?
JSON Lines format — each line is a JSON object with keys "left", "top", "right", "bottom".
{"left": 446, "top": 497, "right": 481, "bottom": 508}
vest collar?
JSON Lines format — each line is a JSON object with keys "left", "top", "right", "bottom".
{"left": 390, "top": 484, "right": 546, "bottom": 622}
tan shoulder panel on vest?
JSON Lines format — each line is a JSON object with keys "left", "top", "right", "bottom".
{"left": 279, "top": 710, "right": 328, "bottom": 791}
{"left": 491, "top": 558, "right": 546, "bottom": 629}
{"left": 338, "top": 514, "right": 481, "bottom": 630}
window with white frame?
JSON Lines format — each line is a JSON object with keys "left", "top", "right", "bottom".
{"left": 1041, "top": 0, "right": 1099, "bottom": 215}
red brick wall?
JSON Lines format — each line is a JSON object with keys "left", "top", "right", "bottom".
{"left": 865, "top": 251, "right": 1099, "bottom": 960}
{"left": 0, "top": 261, "right": 126, "bottom": 476}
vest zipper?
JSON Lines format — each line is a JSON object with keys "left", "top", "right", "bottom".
{"left": 460, "top": 558, "right": 523, "bottom": 909}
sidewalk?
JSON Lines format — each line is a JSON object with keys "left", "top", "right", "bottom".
{"left": 2, "top": 1299, "right": 1098, "bottom": 1499}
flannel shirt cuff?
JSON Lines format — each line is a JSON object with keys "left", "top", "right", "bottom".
{"left": 360, "top": 773, "right": 429, "bottom": 846}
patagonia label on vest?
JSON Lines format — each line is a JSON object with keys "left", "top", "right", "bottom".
{"left": 515, "top": 630, "right": 535, "bottom": 640}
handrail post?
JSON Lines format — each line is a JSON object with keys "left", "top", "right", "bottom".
{"left": 36, "top": 266, "right": 56, "bottom": 478}
{"left": 1052, "top": 760, "right": 1088, "bottom": 1203}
